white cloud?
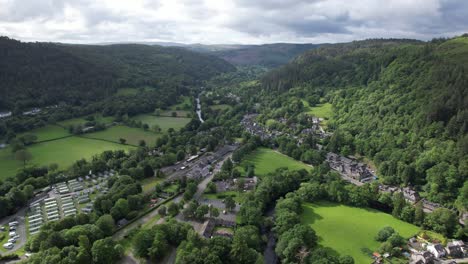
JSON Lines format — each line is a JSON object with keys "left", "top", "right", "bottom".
{"left": 0, "top": 0, "right": 466, "bottom": 44}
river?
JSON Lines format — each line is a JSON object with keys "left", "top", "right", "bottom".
{"left": 196, "top": 95, "right": 204, "bottom": 123}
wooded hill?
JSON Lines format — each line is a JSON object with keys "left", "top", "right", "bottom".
{"left": 261, "top": 37, "right": 468, "bottom": 207}
{"left": 210, "top": 43, "right": 320, "bottom": 67}
{"left": 0, "top": 37, "right": 235, "bottom": 111}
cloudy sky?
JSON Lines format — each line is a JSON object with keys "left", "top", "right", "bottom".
{"left": 0, "top": 0, "right": 467, "bottom": 44}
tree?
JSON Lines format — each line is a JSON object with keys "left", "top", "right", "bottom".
{"left": 414, "top": 201, "right": 425, "bottom": 226}
{"left": 119, "top": 138, "right": 126, "bottom": 144}
{"left": 392, "top": 192, "right": 405, "bottom": 218}
{"left": 111, "top": 198, "right": 130, "bottom": 220}
{"left": 424, "top": 208, "right": 458, "bottom": 237}
{"left": 48, "top": 163, "right": 59, "bottom": 172}
{"left": 168, "top": 202, "right": 180, "bottom": 216}
{"left": 91, "top": 238, "right": 122, "bottom": 264}
{"left": 375, "top": 227, "right": 395, "bottom": 242}
{"left": 158, "top": 205, "right": 167, "bottom": 216}
{"left": 15, "top": 149, "right": 32, "bottom": 167}
{"left": 224, "top": 196, "right": 236, "bottom": 212}
{"left": 96, "top": 214, "right": 115, "bottom": 236}
{"left": 209, "top": 206, "right": 220, "bottom": 218}
{"left": 139, "top": 140, "right": 146, "bottom": 147}
{"left": 206, "top": 182, "right": 217, "bottom": 194}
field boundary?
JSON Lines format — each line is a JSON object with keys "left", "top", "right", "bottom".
{"left": 77, "top": 135, "right": 140, "bottom": 148}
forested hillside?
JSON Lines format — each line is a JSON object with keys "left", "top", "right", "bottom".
{"left": 262, "top": 37, "right": 468, "bottom": 207}
{"left": 0, "top": 37, "right": 235, "bottom": 111}
{"left": 212, "top": 43, "right": 320, "bottom": 67}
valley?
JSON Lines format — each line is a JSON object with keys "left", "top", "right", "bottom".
{"left": 0, "top": 34, "right": 467, "bottom": 264}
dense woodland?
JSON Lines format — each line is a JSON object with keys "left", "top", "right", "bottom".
{"left": 0, "top": 37, "right": 234, "bottom": 111}
{"left": 261, "top": 36, "right": 468, "bottom": 209}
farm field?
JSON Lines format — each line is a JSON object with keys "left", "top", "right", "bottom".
{"left": 237, "top": 147, "right": 311, "bottom": 176}
{"left": 83, "top": 125, "right": 160, "bottom": 146}
{"left": 301, "top": 201, "right": 421, "bottom": 263}
{"left": 131, "top": 115, "right": 191, "bottom": 132}
{"left": 0, "top": 137, "right": 134, "bottom": 180}
{"left": 159, "top": 110, "right": 191, "bottom": 118}
{"left": 56, "top": 114, "right": 114, "bottom": 128}
{"left": 18, "top": 125, "right": 70, "bottom": 142}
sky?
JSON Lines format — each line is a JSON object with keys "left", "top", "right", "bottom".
{"left": 0, "top": 0, "right": 467, "bottom": 44}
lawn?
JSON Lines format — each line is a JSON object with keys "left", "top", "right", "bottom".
{"left": 302, "top": 100, "right": 333, "bottom": 119}
{"left": 301, "top": 201, "right": 421, "bottom": 263}
{"left": 131, "top": 115, "right": 191, "bottom": 132}
{"left": 141, "top": 177, "right": 164, "bottom": 194}
{"left": 18, "top": 125, "right": 70, "bottom": 142}
{"left": 203, "top": 190, "right": 247, "bottom": 203}
{"left": 83, "top": 125, "right": 160, "bottom": 146}
{"left": 0, "top": 137, "right": 134, "bottom": 180}
{"left": 237, "top": 147, "right": 312, "bottom": 176}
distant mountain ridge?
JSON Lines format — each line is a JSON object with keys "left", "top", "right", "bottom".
{"left": 0, "top": 37, "right": 235, "bottom": 110}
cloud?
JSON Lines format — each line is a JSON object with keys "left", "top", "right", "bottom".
{"left": 0, "top": 0, "right": 466, "bottom": 44}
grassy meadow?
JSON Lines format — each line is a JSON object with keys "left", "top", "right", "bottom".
{"left": 18, "top": 125, "right": 70, "bottom": 142}
{"left": 237, "top": 147, "right": 311, "bottom": 176}
{"left": 131, "top": 114, "right": 191, "bottom": 132}
{"left": 56, "top": 114, "right": 114, "bottom": 128}
{"left": 0, "top": 137, "right": 134, "bottom": 180}
{"left": 301, "top": 201, "right": 421, "bottom": 263}
{"left": 83, "top": 125, "right": 160, "bottom": 146}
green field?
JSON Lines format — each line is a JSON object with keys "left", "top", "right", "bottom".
{"left": 170, "top": 96, "right": 192, "bottom": 110}
{"left": 159, "top": 110, "right": 191, "bottom": 118}
{"left": 57, "top": 114, "right": 114, "bottom": 128}
{"left": 301, "top": 202, "right": 420, "bottom": 263}
{"left": 131, "top": 115, "right": 191, "bottom": 132}
{"left": 18, "top": 125, "right": 71, "bottom": 142}
{"left": 83, "top": 125, "right": 160, "bottom": 146}
{"left": 141, "top": 177, "right": 164, "bottom": 193}
{"left": 0, "top": 137, "right": 134, "bottom": 180}
{"left": 237, "top": 147, "right": 311, "bottom": 176}
{"left": 302, "top": 100, "right": 333, "bottom": 119}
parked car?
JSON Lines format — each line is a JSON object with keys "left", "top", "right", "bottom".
{"left": 3, "top": 243, "right": 14, "bottom": 249}
{"left": 0, "top": 226, "right": 5, "bottom": 231}
{"left": 13, "top": 234, "right": 20, "bottom": 240}
{"left": 7, "top": 238, "right": 16, "bottom": 243}
{"left": 9, "top": 221, "right": 19, "bottom": 227}
{"left": 9, "top": 226, "right": 16, "bottom": 231}
{"left": 9, "top": 231, "right": 17, "bottom": 237}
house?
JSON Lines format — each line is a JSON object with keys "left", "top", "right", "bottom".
{"left": 402, "top": 187, "right": 420, "bottom": 203}
{"left": 410, "top": 251, "right": 435, "bottom": 264}
{"left": 326, "top": 152, "right": 375, "bottom": 182}
{"left": 446, "top": 242, "right": 464, "bottom": 258}
{"left": 427, "top": 243, "right": 446, "bottom": 258}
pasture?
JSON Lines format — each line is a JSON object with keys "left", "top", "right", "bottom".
{"left": 18, "top": 125, "right": 70, "bottom": 142}
{"left": 83, "top": 125, "right": 160, "bottom": 146}
{"left": 131, "top": 115, "right": 191, "bottom": 132}
{"left": 301, "top": 201, "right": 421, "bottom": 263}
{"left": 0, "top": 137, "right": 134, "bottom": 180}
{"left": 56, "top": 114, "right": 114, "bottom": 128}
{"left": 237, "top": 147, "right": 311, "bottom": 176}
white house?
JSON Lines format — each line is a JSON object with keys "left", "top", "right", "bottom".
{"left": 427, "top": 243, "right": 446, "bottom": 258}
